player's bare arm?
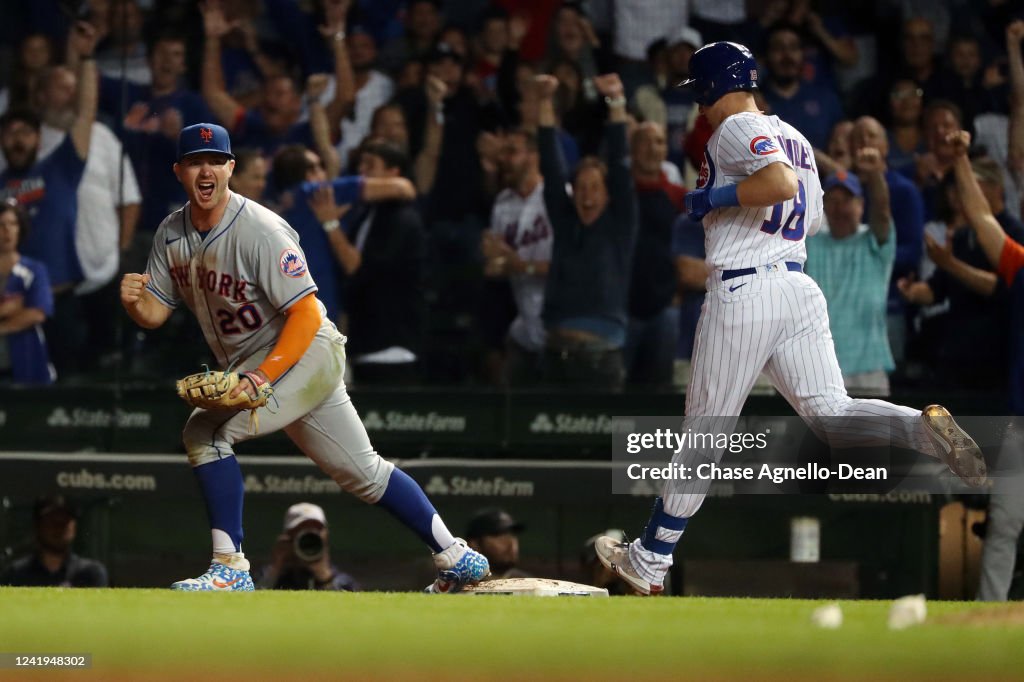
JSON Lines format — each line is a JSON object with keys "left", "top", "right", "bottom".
{"left": 854, "top": 147, "right": 892, "bottom": 245}
{"left": 949, "top": 130, "right": 1007, "bottom": 269}
{"left": 68, "top": 21, "right": 99, "bottom": 160}
{"left": 120, "top": 273, "right": 173, "bottom": 330}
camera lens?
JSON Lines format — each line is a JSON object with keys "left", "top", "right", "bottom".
{"left": 293, "top": 530, "right": 325, "bottom": 562}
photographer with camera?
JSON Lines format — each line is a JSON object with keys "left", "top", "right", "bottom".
{"left": 257, "top": 503, "right": 359, "bottom": 591}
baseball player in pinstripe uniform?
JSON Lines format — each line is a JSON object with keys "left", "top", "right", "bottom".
{"left": 595, "top": 43, "right": 989, "bottom": 595}
{"left": 120, "top": 123, "right": 488, "bottom": 591}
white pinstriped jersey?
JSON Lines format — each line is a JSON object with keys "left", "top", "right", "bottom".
{"left": 697, "top": 112, "right": 824, "bottom": 271}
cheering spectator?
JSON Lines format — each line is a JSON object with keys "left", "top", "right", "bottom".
{"left": 258, "top": 503, "right": 359, "bottom": 591}
{"left": 536, "top": 72, "right": 637, "bottom": 390}
{"left": 94, "top": 0, "right": 150, "bottom": 85}
{"left": 898, "top": 162, "right": 1022, "bottom": 389}
{"left": 0, "top": 200, "right": 55, "bottom": 385}
{"left": 228, "top": 148, "right": 268, "bottom": 202}
{"left": 937, "top": 34, "right": 1002, "bottom": 125}
{"left": 915, "top": 100, "right": 965, "bottom": 220}
{"left": 849, "top": 115, "right": 925, "bottom": 363}
{"left": 806, "top": 150, "right": 896, "bottom": 396}
{"left": 378, "top": 0, "right": 442, "bottom": 78}
{"left": 626, "top": 122, "right": 686, "bottom": 387}
{"left": 0, "top": 495, "right": 108, "bottom": 587}
{"left": 32, "top": 64, "right": 141, "bottom": 374}
{"left": 0, "top": 22, "right": 98, "bottom": 378}
{"left": 331, "top": 27, "right": 395, "bottom": 170}
{"left": 886, "top": 80, "right": 927, "bottom": 178}
{"left": 633, "top": 27, "right": 702, "bottom": 178}
{"left": 761, "top": 23, "right": 843, "bottom": 151}
{"left": 610, "top": 0, "right": 688, "bottom": 97}
{"left": 201, "top": 0, "right": 353, "bottom": 157}
{"left": 482, "top": 129, "right": 551, "bottom": 384}
{"left": 344, "top": 140, "right": 426, "bottom": 385}
{"left": 0, "top": 33, "right": 56, "bottom": 113}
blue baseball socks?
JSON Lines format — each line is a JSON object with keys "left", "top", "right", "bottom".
{"left": 631, "top": 497, "right": 688, "bottom": 585}
{"left": 377, "top": 468, "right": 456, "bottom": 552}
{"left": 193, "top": 455, "right": 249, "bottom": 569}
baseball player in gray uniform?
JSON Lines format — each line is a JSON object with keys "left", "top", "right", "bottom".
{"left": 120, "top": 123, "right": 488, "bottom": 591}
{"left": 595, "top": 43, "right": 989, "bottom": 595}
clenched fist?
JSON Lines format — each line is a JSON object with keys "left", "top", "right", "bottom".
{"left": 121, "top": 273, "right": 151, "bottom": 306}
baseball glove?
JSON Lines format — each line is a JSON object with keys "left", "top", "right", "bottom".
{"left": 176, "top": 369, "right": 274, "bottom": 411}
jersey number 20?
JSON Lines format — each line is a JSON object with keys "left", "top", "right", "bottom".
{"left": 759, "top": 179, "right": 806, "bottom": 241}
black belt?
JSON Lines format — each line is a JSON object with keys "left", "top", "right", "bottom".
{"left": 722, "top": 261, "right": 803, "bottom": 281}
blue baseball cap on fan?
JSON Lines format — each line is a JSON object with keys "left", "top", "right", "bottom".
{"left": 822, "top": 170, "right": 863, "bottom": 198}
{"left": 177, "top": 123, "right": 235, "bottom": 161}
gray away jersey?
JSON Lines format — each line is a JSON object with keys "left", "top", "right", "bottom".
{"left": 145, "top": 192, "right": 328, "bottom": 368}
{"left": 697, "top": 112, "right": 824, "bottom": 271}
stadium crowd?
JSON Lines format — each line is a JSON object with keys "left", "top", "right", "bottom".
{"left": 0, "top": 0, "right": 1022, "bottom": 403}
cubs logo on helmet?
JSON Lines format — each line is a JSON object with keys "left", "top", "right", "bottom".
{"left": 279, "top": 249, "right": 308, "bottom": 278}
{"left": 749, "top": 136, "right": 779, "bottom": 156}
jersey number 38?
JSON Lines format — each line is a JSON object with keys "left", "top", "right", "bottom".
{"left": 759, "top": 179, "right": 806, "bottom": 242}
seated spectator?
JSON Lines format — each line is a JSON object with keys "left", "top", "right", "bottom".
{"left": 228, "top": 148, "right": 268, "bottom": 202}
{"left": 465, "top": 507, "right": 530, "bottom": 580}
{"left": 258, "top": 502, "right": 359, "bottom": 591}
{"left": 343, "top": 140, "right": 427, "bottom": 385}
{"left": 626, "top": 122, "right": 686, "bottom": 387}
{"left": 536, "top": 73, "right": 637, "bottom": 391}
{"left": 886, "top": 80, "right": 927, "bottom": 178}
{"left": 0, "top": 22, "right": 99, "bottom": 378}
{"left": 0, "top": 495, "right": 108, "bottom": 587}
{"left": 760, "top": 23, "right": 843, "bottom": 151}
{"left": 481, "top": 129, "right": 551, "bottom": 385}
{"left": 368, "top": 103, "right": 410, "bottom": 155}
{"left": 816, "top": 119, "right": 853, "bottom": 177}
{"left": 806, "top": 152, "right": 896, "bottom": 396}
{"left": 0, "top": 200, "right": 55, "bottom": 384}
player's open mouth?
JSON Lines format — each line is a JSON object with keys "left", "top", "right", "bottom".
{"left": 197, "top": 182, "right": 215, "bottom": 201}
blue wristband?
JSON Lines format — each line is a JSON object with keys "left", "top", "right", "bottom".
{"left": 708, "top": 184, "right": 740, "bottom": 208}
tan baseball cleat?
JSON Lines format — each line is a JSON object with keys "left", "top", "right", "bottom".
{"left": 922, "top": 405, "right": 988, "bottom": 488}
{"left": 594, "top": 536, "right": 664, "bottom": 596}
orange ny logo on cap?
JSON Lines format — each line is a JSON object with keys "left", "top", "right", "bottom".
{"left": 200, "top": 127, "right": 214, "bottom": 142}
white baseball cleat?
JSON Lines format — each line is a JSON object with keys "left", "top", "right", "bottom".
{"left": 594, "top": 536, "right": 663, "bottom": 596}
{"left": 424, "top": 538, "right": 490, "bottom": 593}
{"left": 922, "top": 405, "right": 988, "bottom": 488}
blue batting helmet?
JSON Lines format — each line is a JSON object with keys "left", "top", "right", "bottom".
{"left": 678, "top": 41, "right": 759, "bottom": 106}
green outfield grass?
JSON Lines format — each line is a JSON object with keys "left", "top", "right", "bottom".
{"left": 1, "top": 589, "right": 1022, "bottom": 681}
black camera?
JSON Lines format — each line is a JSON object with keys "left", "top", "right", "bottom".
{"left": 293, "top": 529, "right": 325, "bottom": 562}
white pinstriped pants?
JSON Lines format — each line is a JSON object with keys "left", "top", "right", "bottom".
{"left": 663, "top": 268, "right": 935, "bottom": 519}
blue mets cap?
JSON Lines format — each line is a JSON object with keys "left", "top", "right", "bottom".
{"left": 823, "top": 170, "right": 863, "bottom": 198}
{"left": 177, "top": 123, "right": 235, "bottom": 161}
